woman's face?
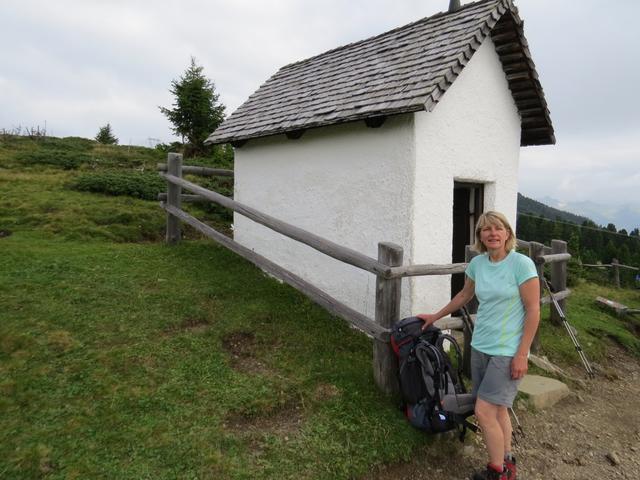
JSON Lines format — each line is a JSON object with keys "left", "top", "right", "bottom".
{"left": 479, "top": 221, "right": 509, "bottom": 252}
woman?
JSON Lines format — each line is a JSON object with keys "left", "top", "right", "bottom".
{"left": 418, "top": 211, "right": 539, "bottom": 480}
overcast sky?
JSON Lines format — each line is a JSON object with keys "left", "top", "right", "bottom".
{"left": 2, "top": 0, "right": 639, "bottom": 217}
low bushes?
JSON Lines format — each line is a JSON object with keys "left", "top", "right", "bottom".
{"left": 15, "top": 149, "right": 92, "bottom": 169}
{"left": 69, "top": 172, "right": 165, "bottom": 200}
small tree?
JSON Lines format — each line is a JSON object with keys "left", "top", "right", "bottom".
{"left": 160, "top": 57, "right": 225, "bottom": 156}
{"left": 95, "top": 123, "right": 118, "bottom": 145}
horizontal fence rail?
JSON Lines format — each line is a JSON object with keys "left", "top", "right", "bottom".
{"left": 157, "top": 163, "right": 234, "bottom": 177}
{"left": 535, "top": 253, "right": 572, "bottom": 265}
{"left": 540, "top": 288, "right": 571, "bottom": 305}
{"left": 582, "top": 263, "right": 639, "bottom": 271}
{"left": 388, "top": 262, "right": 467, "bottom": 279}
{"left": 582, "top": 258, "right": 638, "bottom": 288}
{"left": 158, "top": 193, "right": 208, "bottom": 203}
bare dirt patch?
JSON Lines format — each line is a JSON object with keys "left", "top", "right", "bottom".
{"left": 163, "top": 317, "right": 211, "bottom": 335}
{"left": 221, "top": 331, "right": 271, "bottom": 375}
{"left": 224, "top": 399, "right": 305, "bottom": 438}
{"left": 364, "top": 347, "right": 640, "bottom": 480}
{"left": 224, "top": 399, "right": 306, "bottom": 463}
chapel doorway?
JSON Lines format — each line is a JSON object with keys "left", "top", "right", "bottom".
{"left": 451, "top": 182, "right": 484, "bottom": 301}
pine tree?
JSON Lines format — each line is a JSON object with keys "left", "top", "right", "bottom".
{"left": 160, "top": 57, "right": 225, "bottom": 156}
{"left": 95, "top": 123, "right": 118, "bottom": 145}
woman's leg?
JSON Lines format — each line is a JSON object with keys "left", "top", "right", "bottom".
{"left": 497, "top": 406, "right": 512, "bottom": 455}
{"left": 474, "top": 398, "right": 505, "bottom": 468}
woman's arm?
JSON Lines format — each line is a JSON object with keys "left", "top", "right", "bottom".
{"left": 511, "top": 276, "right": 541, "bottom": 379}
{"left": 417, "top": 276, "right": 475, "bottom": 330}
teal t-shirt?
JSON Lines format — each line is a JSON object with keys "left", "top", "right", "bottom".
{"left": 465, "top": 251, "right": 538, "bottom": 356}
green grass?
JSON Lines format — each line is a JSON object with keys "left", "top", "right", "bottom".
{"left": 537, "top": 279, "right": 640, "bottom": 363}
{"left": 0, "top": 234, "right": 424, "bottom": 479}
{"left": 0, "top": 135, "right": 231, "bottom": 242}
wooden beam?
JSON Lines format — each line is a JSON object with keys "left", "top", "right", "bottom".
{"left": 491, "top": 31, "right": 519, "bottom": 44}
{"left": 373, "top": 243, "right": 403, "bottom": 395}
{"left": 160, "top": 173, "right": 391, "bottom": 277}
{"left": 550, "top": 240, "right": 568, "bottom": 325}
{"left": 535, "top": 253, "right": 572, "bottom": 265}
{"left": 506, "top": 71, "right": 531, "bottom": 82}
{"left": 158, "top": 193, "right": 208, "bottom": 203}
{"left": 512, "top": 90, "right": 539, "bottom": 101}
{"left": 540, "top": 288, "right": 571, "bottom": 305}
{"left": 500, "top": 52, "right": 525, "bottom": 64}
{"left": 515, "top": 98, "right": 544, "bottom": 108}
{"left": 387, "top": 262, "right": 467, "bottom": 279}
{"left": 165, "top": 153, "right": 182, "bottom": 244}
{"left": 595, "top": 296, "right": 629, "bottom": 317}
{"left": 157, "top": 163, "right": 234, "bottom": 177}
{"left": 494, "top": 42, "right": 521, "bottom": 54}
{"left": 160, "top": 202, "right": 389, "bottom": 341}
{"left": 285, "top": 129, "right": 305, "bottom": 140}
{"left": 230, "top": 139, "right": 247, "bottom": 148}
{"left": 365, "top": 116, "right": 387, "bottom": 128}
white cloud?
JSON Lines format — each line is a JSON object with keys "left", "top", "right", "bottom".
{"left": 1, "top": 0, "right": 638, "bottom": 213}
{"left": 519, "top": 129, "right": 640, "bottom": 206}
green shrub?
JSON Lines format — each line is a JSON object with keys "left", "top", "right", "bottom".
{"left": 15, "top": 149, "right": 92, "bottom": 169}
{"left": 40, "top": 136, "right": 95, "bottom": 151}
{"left": 69, "top": 172, "right": 165, "bottom": 200}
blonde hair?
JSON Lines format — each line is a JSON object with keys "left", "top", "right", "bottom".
{"left": 473, "top": 211, "right": 517, "bottom": 253}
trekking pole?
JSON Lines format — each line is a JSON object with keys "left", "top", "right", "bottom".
{"left": 541, "top": 276, "right": 595, "bottom": 378}
{"left": 508, "top": 407, "right": 524, "bottom": 445}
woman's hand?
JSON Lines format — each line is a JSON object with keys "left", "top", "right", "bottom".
{"left": 511, "top": 354, "right": 528, "bottom": 379}
{"left": 417, "top": 313, "right": 438, "bottom": 331}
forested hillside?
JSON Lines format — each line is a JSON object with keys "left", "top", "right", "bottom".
{"left": 517, "top": 193, "right": 590, "bottom": 225}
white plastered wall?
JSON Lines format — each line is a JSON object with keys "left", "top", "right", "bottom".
{"left": 410, "top": 37, "right": 522, "bottom": 314}
{"left": 233, "top": 115, "right": 416, "bottom": 319}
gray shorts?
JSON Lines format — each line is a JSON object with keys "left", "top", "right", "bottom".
{"left": 471, "top": 348, "right": 521, "bottom": 407}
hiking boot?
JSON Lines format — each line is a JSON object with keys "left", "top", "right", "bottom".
{"left": 504, "top": 455, "right": 516, "bottom": 480}
{"left": 504, "top": 455, "right": 516, "bottom": 479}
{"left": 470, "top": 464, "right": 507, "bottom": 480}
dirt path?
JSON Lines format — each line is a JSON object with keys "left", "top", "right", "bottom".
{"left": 365, "top": 347, "right": 640, "bottom": 480}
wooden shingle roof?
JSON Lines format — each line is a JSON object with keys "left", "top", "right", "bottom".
{"left": 206, "top": 0, "right": 554, "bottom": 147}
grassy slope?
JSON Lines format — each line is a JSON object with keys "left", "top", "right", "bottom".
{"left": 1, "top": 135, "right": 638, "bottom": 479}
{"left": 1, "top": 234, "right": 423, "bottom": 479}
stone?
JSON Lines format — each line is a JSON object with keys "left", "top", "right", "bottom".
{"left": 606, "top": 452, "right": 621, "bottom": 466}
{"left": 518, "top": 375, "right": 570, "bottom": 410}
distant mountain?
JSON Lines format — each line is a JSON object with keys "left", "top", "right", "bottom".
{"left": 538, "top": 197, "right": 640, "bottom": 232}
{"left": 517, "top": 193, "right": 591, "bottom": 225}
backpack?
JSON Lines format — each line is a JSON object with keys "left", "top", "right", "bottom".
{"left": 391, "top": 316, "right": 477, "bottom": 440}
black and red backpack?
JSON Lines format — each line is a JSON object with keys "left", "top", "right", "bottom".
{"left": 391, "top": 316, "right": 477, "bottom": 440}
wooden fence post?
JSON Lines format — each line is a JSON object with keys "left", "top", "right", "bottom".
{"left": 529, "top": 241, "right": 545, "bottom": 354}
{"left": 550, "top": 239, "right": 568, "bottom": 326}
{"left": 612, "top": 258, "right": 621, "bottom": 288}
{"left": 463, "top": 245, "right": 479, "bottom": 377}
{"left": 165, "top": 153, "right": 183, "bottom": 244}
{"left": 373, "top": 242, "right": 403, "bottom": 396}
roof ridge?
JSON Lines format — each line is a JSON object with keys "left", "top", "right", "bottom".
{"left": 279, "top": 0, "right": 505, "bottom": 72}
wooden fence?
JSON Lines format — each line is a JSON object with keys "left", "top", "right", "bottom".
{"left": 581, "top": 259, "right": 639, "bottom": 288}
{"left": 158, "top": 153, "right": 572, "bottom": 395}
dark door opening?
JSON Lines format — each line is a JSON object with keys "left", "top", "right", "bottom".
{"left": 451, "top": 182, "right": 484, "bottom": 301}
